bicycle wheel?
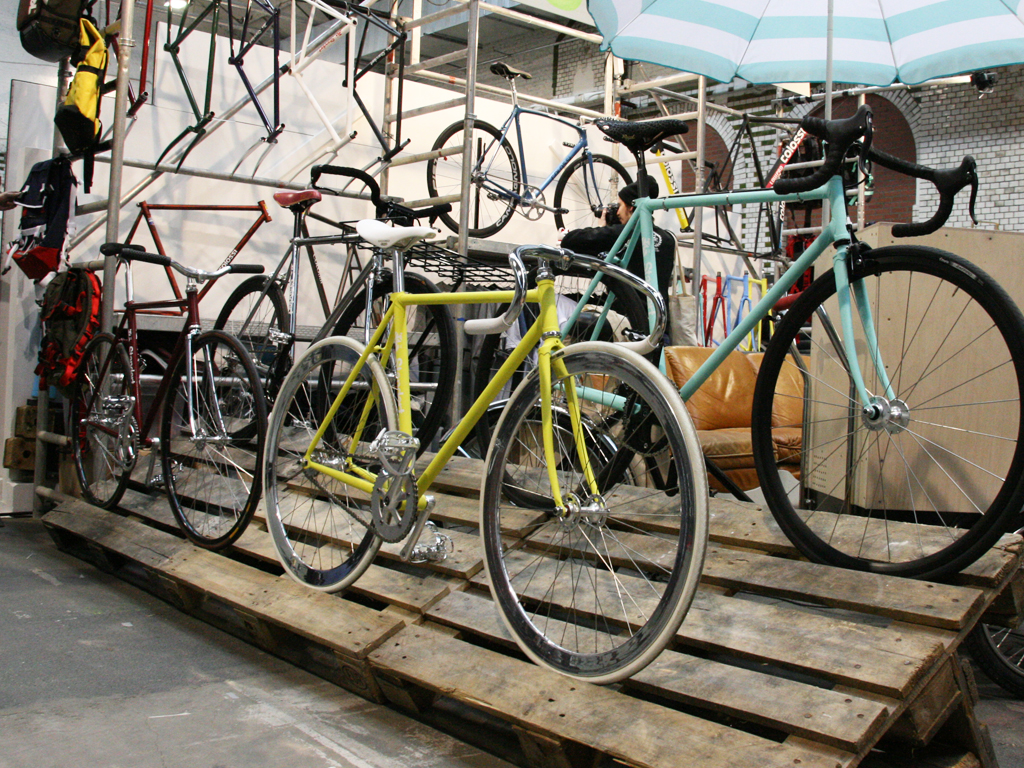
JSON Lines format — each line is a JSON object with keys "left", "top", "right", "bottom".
{"left": 71, "top": 333, "right": 135, "bottom": 509}
{"left": 160, "top": 330, "right": 267, "bottom": 549}
{"left": 553, "top": 153, "right": 632, "bottom": 232}
{"left": 264, "top": 336, "right": 397, "bottom": 591}
{"left": 472, "top": 288, "right": 650, "bottom": 451}
{"left": 965, "top": 619, "right": 1024, "bottom": 697}
{"left": 426, "top": 120, "right": 520, "bottom": 238}
{"left": 481, "top": 342, "right": 708, "bottom": 683}
{"left": 751, "top": 246, "right": 1024, "bottom": 579}
{"left": 332, "top": 272, "right": 455, "bottom": 453}
{"left": 213, "top": 275, "right": 290, "bottom": 400}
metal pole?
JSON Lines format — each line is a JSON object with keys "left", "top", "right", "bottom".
{"left": 823, "top": 0, "right": 834, "bottom": 225}
{"left": 857, "top": 92, "right": 866, "bottom": 229}
{"left": 101, "top": 0, "right": 137, "bottom": 334}
{"left": 692, "top": 75, "right": 706, "bottom": 343}
{"left": 453, "top": 0, "right": 480, "bottom": 425}
{"left": 33, "top": 58, "right": 72, "bottom": 516}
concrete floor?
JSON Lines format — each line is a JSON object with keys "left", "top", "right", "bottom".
{"left": 1, "top": 513, "right": 1022, "bottom": 768}
{"left": 0, "top": 516, "right": 514, "bottom": 768}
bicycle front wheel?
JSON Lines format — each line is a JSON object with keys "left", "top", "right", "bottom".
{"left": 332, "top": 272, "right": 456, "bottom": 453}
{"left": 472, "top": 291, "right": 649, "bottom": 452}
{"left": 214, "top": 275, "right": 290, "bottom": 402}
{"left": 71, "top": 333, "right": 135, "bottom": 509}
{"left": 264, "top": 336, "right": 397, "bottom": 592}
{"left": 160, "top": 330, "right": 267, "bottom": 549}
{"left": 553, "top": 153, "right": 632, "bottom": 232}
{"left": 426, "top": 120, "right": 520, "bottom": 238}
{"left": 752, "top": 246, "right": 1024, "bottom": 579}
{"left": 481, "top": 342, "right": 708, "bottom": 683}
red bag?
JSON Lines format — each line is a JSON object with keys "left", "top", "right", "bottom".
{"left": 35, "top": 267, "right": 101, "bottom": 390}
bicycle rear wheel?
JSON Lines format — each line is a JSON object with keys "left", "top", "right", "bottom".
{"left": 160, "top": 330, "right": 267, "bottom": 549}
{"left": 71, "top": 333, "right": 135, "bottom": 509}
{"left": 214, "top": 275, "right": 290, "bottom": 401}
{"left": 965, "top": 619, "right": 1024, "bottom": 697}
{"left": 427, "top": 120, "right": 520, "bottom": 238}
{"left": 553, "top": 153, "right": 632, "bottom": 232}
{"left": 752, "top": 246, "right": 1024, "bottom": 579}
{"left": 481, "top": 342, "right": 708, "bottom": 683}
{"left": 264, "top": 337, "right": 397, "bottom": 592}
{"left": 332, "top": 272, "right": 455, "bottom": 453}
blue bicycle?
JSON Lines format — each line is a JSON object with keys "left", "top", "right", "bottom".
{"left": 426, "top": 62, "right": 633, "bottom": 238}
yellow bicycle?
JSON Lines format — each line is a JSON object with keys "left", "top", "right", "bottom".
{"left": 262, "top": 223, "right": 708, "bottom": 683}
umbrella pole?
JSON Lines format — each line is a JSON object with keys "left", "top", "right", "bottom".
{"left": 823, "top": 0, "right": 834, "bottom": 225}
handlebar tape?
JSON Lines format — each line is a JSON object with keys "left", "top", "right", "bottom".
{"left": 773, "top": 105, "right": 873, "bottom": 195}
{"left": 311, "top": 164, "right": 453, "bottom": 221}
{"left": 868, "top": 149, "right": 978, "bottom": 237}
{"left": 99, "top": 242, "right": 171, "bottom": 267}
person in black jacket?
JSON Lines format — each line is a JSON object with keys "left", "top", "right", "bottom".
{"left": 560, "top": 178, "right": 675, "bottom": 304}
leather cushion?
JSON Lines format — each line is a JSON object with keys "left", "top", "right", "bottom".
{"left": 665, "top": 346, "right": 756, "bottom": 430}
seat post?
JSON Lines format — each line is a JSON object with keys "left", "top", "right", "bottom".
{"left": 632, "top": 147, "right": 654, "bottom": 198}
{"left": 509, "top": 75, "right": 519, "bottom": 108}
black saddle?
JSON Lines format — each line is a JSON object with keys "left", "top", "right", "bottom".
{"left": 595, "top": 117, "right": 690, "bottom": 155}
{"left": 490, "top": 62, "right": 532, "bottom": 80}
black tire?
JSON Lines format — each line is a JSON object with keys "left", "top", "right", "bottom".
{"left": 472, "top": 287, "right": 650, "bottom": 451}
{"left": 553, "top": 153, "right": 632, "bottom": 232}
{"left": 264, "top": 337, "right": 396, "bottom": 591}
{"left": 332, "top": 273, "right": 455, "bottom": 454}
{"left": 480, "top": 342, "right": 708, "bottom": 683}
{"left": 71, "top": 333, "right": 134, "bottom": 509}
{"left": 426, "top": 120, "right": 520, "bottom": 238}
{"left": 965, "top": 619, "right": 1024, "bottom": 698}
{"left": 751, "top": 246, "right": 1024, "bottom": 579}
{"left": 213, "top": 275, "right": 290, "bottom": 402}
{"left": 160, "top": 330, "right": 267, "bottom": 550}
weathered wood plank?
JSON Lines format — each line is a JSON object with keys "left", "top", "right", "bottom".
{"left": 370, "top": 625, "right": 853, "bottom": 768}
{"left": 160, "top": 547, "right": 404, "bottom": 659}
{"left": 700, "top": 544, "right": 983, "bottom": 631}
{"left": 629, "top": 650, "right": 890, "bottom": 753}
{"left": 43, "top": 501, "right": 185, "bottom": 568}
{"left": 429, "top": 580, "right": 944, "bottom": 698}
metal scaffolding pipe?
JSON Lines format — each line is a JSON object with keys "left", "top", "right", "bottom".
{"left": 412, "top": 69, "right": 604, "bottom": 119}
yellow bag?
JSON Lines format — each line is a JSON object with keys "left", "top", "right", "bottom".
{"left": 54, "top": 18, "right": 106, "bottom": 155}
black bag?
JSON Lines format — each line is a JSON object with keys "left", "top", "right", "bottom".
{"left": 17, "top": 0, "right": 88, "bottom": 62}
{"left": 4, "top": 157, "right": 77, "bottom": 281}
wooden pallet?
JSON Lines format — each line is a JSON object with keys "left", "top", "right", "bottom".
{"left": 43, "top": 458, "right": 1023, "bottom": 768}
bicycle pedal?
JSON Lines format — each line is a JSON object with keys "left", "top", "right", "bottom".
{"left": 371, "top": 430, "right": 419, "bottom": 478}
{"left": 267, "top": 328, "right": 292, "bottom": 345}
{"left": 409, "top": 521, "right": 453, "bottom": 564}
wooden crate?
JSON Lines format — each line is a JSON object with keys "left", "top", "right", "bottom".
{"left": 4, "top": 437, "right": 34, "bottom": 471}
{"left": 42, "top": 456, "right": 1022, "bottom": 768}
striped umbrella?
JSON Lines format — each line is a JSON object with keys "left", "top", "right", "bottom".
{"left": 587, "top": 0, "right": 1024, "bottom": 86}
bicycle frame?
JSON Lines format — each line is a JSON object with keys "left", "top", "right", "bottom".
{"left": 564, "top": 175, "right": 894, "bottom": 412}
{"left": 84, "top": 271, "right": 207, "bottom": 454}
{"left": 124, "top": 201, "right": 272, "bottom": 304}
{"left": 481, "top": 106, "right": 592, "bottom": 206}
{"left": 303, "top": 275, "right": 596, "bottom": 516}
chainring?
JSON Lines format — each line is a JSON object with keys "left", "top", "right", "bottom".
{"left": 371, "top": 471, "right": 419, "bottom": 542}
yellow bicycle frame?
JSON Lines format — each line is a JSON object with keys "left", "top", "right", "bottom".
{"left": 301, "top": 273, "right": 601, "bottom": 515}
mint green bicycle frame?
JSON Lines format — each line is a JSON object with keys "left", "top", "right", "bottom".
{"left": 563, "top": 175, "right": 894, "bottom": 413}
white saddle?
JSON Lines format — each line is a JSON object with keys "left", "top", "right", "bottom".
{"left": 356, "top": 220, "right": 438, "bottom": 251}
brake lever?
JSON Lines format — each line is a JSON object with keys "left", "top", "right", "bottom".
{"left": 858, "top": 113, "right": 873, "bottom": 177}
{"left": 968, "top": 164, "right": 980, "bottom": 225}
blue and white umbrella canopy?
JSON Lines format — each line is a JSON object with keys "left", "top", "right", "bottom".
{"left": 587, "top": 0, "right": 1024, "bottom": 86}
